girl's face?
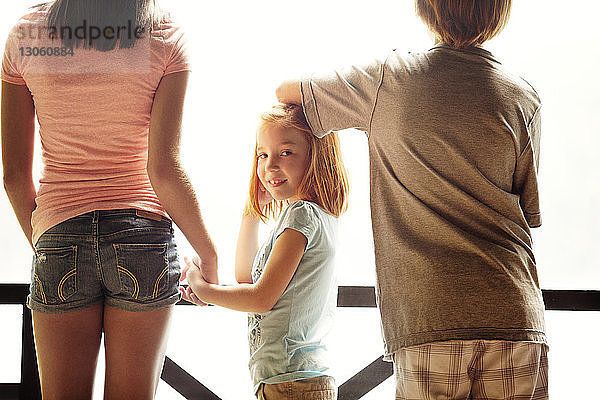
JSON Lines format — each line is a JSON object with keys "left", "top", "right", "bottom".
{"left": 257, "top": 127, "right": 311, "bottom": 203}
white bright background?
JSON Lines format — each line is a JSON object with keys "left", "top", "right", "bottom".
{"left": 1, "top": 1, "right": 599, "bottom": 399}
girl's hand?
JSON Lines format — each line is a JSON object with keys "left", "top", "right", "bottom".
{"left": 258, "top": 180, "right": 274, "bottom": 209}
{"left": 180, "top": 284, "right": 207, "bottom": 306}
{"left": 181, "top": 252, "right": 218, "bottom": 285}
{"left": 179, "top": 255, "right": 210, "bottom": 306}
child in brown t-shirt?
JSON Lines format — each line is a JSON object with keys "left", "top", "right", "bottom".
{"left": 276, "top": 0, "right": 548, "bottom": 398}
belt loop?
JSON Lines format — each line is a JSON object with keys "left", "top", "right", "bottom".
{"left": 92, "top": 210, "right": 99, "bottom": 223}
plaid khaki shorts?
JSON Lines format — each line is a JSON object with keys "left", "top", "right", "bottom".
{"left": 393, "top": 340, "right": 549, "bottom": 400}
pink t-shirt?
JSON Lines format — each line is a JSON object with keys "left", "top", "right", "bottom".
{"left": 1, "top": 5, "right": 191, "bottom": 245}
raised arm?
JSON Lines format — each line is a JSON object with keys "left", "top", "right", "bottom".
{"left": 277, "top": 58, "right": 385, "bottom": 136}
{"left": 275, "top": 80, "right": 302, "bottom": 105}
{"left": 147, "top": 71, "right": 218, "bottom": 283}
{"left": 185, "top": 228, "right": 307, "bottom": 313}
{"left": 2, "top": 82, "right": 37, "bottom": 250}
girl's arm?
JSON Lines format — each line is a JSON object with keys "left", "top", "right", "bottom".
{"left": 184, "top": 227, "right": 307, "bottom": 313}
{"left": 1, "top": 82, "right": 37, "bottom": 250}
{"left": 234, "top": 214, "right": 260, "bottom": 284}
{"left": 235, "top": 185, "right": 273, "bottom": 283}
{"left": 147, "top": 71, "right": 218, "bottom": 283}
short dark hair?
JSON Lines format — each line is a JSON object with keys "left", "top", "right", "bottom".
{"left": 416, "top": 0, "right": 512, "bottom": 48}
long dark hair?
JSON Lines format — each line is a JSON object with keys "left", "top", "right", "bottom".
{"left": 41, "top": 0, "right": 159, "bottom": 51}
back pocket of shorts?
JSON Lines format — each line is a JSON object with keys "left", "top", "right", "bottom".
{"left": 113, "top": 243, "right": 169, "bottom": 301}
{"left": 33, "top": 246, "right": 78, "bottom": 304}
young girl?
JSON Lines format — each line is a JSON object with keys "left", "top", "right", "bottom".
{"left": 181, "top": 103, "right": 348, "bottom": 399}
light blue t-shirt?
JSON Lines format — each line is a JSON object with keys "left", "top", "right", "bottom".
{"left": 248, "top": 200, "right": 338, "bottom": 393}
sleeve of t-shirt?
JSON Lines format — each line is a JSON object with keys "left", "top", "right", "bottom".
{"left": 1, "top": 24, "right": 27, "bottom": 85}
{"left": 274, "top": 202, "right": 318, "bottom": 249}
{"left": 300, "top": 55, "right": 386, "bottom": 138}
{"left": 162, "top": 24, "right": 191, "bottom": 75}
{"left": 513, "top": 105, "right": 542, "bottom": 228}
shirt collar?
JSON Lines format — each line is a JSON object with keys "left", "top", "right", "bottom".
{"left": 429, "top": 42, "right": 499, "bottom": 64}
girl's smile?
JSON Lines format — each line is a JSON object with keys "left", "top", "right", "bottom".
{"left": 267, "top": 179, "right": 287, "bottom": 187}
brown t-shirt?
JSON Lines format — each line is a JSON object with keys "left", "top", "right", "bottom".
{"left": 300, "top": 43, "right": 546, "bottom": 357}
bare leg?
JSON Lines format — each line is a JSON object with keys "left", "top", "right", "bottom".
{"left": 32, "top": 303, "right": 104, "bottom": 400}
{"left": 102, "top": 304, "right": 174, "bottom": 400}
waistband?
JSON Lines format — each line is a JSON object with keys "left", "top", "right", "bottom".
{"left": 71, "top": 209, "right": 167, "bottom": 222}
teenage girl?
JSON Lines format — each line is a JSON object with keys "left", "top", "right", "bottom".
{"left": 181, "top": 103, "right": 348, "bottom": 400}
{"left": 1, "top": 1, "right": 216, "bottom": 398}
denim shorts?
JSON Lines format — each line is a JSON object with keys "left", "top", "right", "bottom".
{"left": 28, "top": 209, "right": 181, "bottom": 313}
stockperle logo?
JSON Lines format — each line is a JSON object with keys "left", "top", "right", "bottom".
{"left": 9, "top": 18, "right": 153, "bottom": 74}
{"left": 17, "top": 19, "right": 150, "bottom": 47}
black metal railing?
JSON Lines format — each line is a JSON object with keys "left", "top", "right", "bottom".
{"left": 1, "top": 283, "right": 599, "bottom": 400}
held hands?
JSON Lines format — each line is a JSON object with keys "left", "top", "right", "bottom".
{"left": 179, "top": 255, "right": 212, "bottom": 306}
{"left": 180, "top": 184, "right": 273, "bottom": 307}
